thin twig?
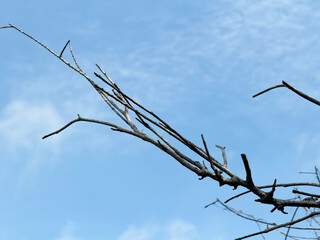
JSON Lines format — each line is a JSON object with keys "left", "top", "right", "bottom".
{"left": 236, "top": 211, "right": 320, "bottom": 240}
{"left": 68, "top": 41, "right": 83, "bottom": 72}
{"left": 96, "top": 64, "right": 115, "bottom": 84}
{"left": 201, "top": 134, "right": 211, "bottom": 162}
{"left": 59, "top": 40, "right": 70, "bottom": 58}
{"left": 293, "top": 190, "right": 320, "bottom": 199}
{"left": 0, "top": 25, "right": 12, "bottom": 29}
{"left": 284, "top": 207, "right": 299, "bottom": 240}
{"left": 216, "top": 145, "right": 227, "bottom": 167}
{"left": 253, "top": 81, "right": 320, "bottom": 107}
{"left": 253, "top": 84, "right": 284, "bottom": 98}
{"left": 42, "top": 114, "right": 121, "bottom": 139}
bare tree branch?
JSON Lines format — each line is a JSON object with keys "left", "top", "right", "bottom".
{"left": 225, "top": 182, "right": 320, "bottom": 204}
{"left": 292, "top": 190, "right": 320, "bottom": 200}
{"left": 252, "top": 84, "right": 285, "bottom": 98}
{"left": 236, "top": 211, "right": 320, "bottom": 240}
{"left": 42, "top": 114, "right": 126, "bottom": 139}
{"left": 3, "top": 24, "right": 320, "bottom": 239}
{"left": 253, "top": 81, "right": 320, "bottom": 106}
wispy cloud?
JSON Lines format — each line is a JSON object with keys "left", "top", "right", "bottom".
{"left": 78, "top": 0, "right": 320, "bottom": 116}
{"left": 118, "top": 219, "right": 226, "bottom": 240}
{"left": 118, "top": 224, "right": 159, "bottom": 240}
{"left": 165, "top": 219, "right": 196, "bottom": 240}
{"left": 55, "top": 221, "right": 80, "bottom": 240}
{"left": 0, "top": 100, "right": 64, "bottom": 152}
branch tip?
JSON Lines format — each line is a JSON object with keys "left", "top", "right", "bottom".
{"left": 59, "top": 39, "right": 70, "bottom": 58}
{"left": 0, "top": 25, "right": 13, "bottom": 29}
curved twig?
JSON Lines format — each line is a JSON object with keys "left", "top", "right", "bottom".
{"left": 253, "top": 81, "right": 320, "bottom": 107}
{"left": 253, "top": 84, "right": 285, "bottom": 98}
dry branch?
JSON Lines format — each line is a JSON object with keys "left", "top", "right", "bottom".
{"left": 253, "top": 81, "right": 320, "bottom": 106}
{"left": 2, "top": 24, "right": 320, "bottom": 239}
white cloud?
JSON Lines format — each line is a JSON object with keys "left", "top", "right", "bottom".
{"left": 118, "top": 219, "right": 226, "bottom": 240}
{"left": 0, "top": 100, "right": 64, "bottom": 152}
{"left": 118, "top": 224, "right": 159, "bottom": 240}
{"left": 86, "top": 0, "right": 320, "bottom": 111}
{"left": 165, "top": 219, "right": 196, "bottom": 240}
{"left": 55, "top": 222, "right": 80, "bottom": 240}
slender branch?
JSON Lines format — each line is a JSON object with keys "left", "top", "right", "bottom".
{"left": 42, "top": 114, "right": 122, "bottom": 139}
{"left": 253, "top": 81, "right": 320, "bottom": 107}
{"left": 282, "top": 81, "right": 320, "bottom": 107}
{"left": 201, "top": 134, "right": 211, "bottom": 162}
{"left": 236, "top": 211, "right": 320, "bottom": 240}
{"left": 241, "top": 154, "right": 254, "bottom": 187}
{"left": 225, "top": 182, "right": 320, "bottom": 203}
{"left": 284, "top": 207, "right": 299, "bottom": 240}
{"left": 96, "top": 64, "right": 115, "bottom": 84}
{"left": 69, "top": 41, "right": 83, "bottom": 72}
{"left": 0, "top": 25, "right": 12, "bottom": 29}
{"left": 208, "top": 199, "right": 276, "bottom": 226}
{"left": 216, "top": 145, "right": 227, "bottom": 167}
{"left": 293, "top": 190, "right": 320, "bottom": 199}
{"left": 252, "top": 84, "right": 285, "bottom": 98}
{"left": 59, "top": 40, "right": 70, "bottom": 58}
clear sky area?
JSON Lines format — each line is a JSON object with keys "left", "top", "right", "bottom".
{"left": 1, "top": 1, "right": 320, "bottom": 239}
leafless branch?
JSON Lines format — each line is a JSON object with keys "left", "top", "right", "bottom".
{"left": 253, "top": 81, "right": 320, "bottom": 106}
{"left": 42, "top": 114, "right": 125, "bottom": 139}
{"left": 252, "top": 84, "right": 285, "bottom": 98}
{"left": 3, "top": 24, "right": 320, "bottom": 239}
{"left": 284, "top": 207, "right": 299, "bottom": 240}
{"left": 293, "top": 190, "right": 320, "bottom": 200}
{"left": 59, "top": 40, "right": 70, "bottom": 58}
{"left": 0, "top": 25, "right": 12, "bottom": 29}
{"left": 216, "top": 145, "right": 227, "bottom": 167}
{"left": 68, "top": 41, "right": 82, "bottom": 72}
{"left": 225, "top": 182, "right": 320, "bottom": 203}
{"left": 236, "top": 211, "right": 320, "bottom": 240}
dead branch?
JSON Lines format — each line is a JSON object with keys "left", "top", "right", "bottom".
{"left": 236, "top": 211, "right": 320, "bottom": 240}
{"left": 3, "top": 24, "right": 320, "bottom": 239}
{"left": 253, "top": 81, "right": 320, "bottom": 106}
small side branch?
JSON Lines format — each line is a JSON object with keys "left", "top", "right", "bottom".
{"left": 216, "top": 145, "right": 227, "bottom": 167}
{"left": 201, "top": 134, "right": 211, "bottom": 162}
{"left": 293, "top": 190, "right": 320, "bottom": 199}
{"left": 42, "top": 114, "right": 121, "bottom": 139}
{"left": 59, "top": 40, "right": 70, "bottom": 58}
{"left": 68, "top": 41, "right": 82, "bottom": 71}
{"left": 241, "top": 154, "right": 254, "bottom": 187}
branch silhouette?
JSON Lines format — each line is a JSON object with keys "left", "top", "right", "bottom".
{"left": 2, "top": 24, "right": 320, "bottom": 239}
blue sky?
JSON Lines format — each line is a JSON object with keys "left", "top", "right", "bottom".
{"left": 1, "top": 0, "right": 320, "bottom": 239}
